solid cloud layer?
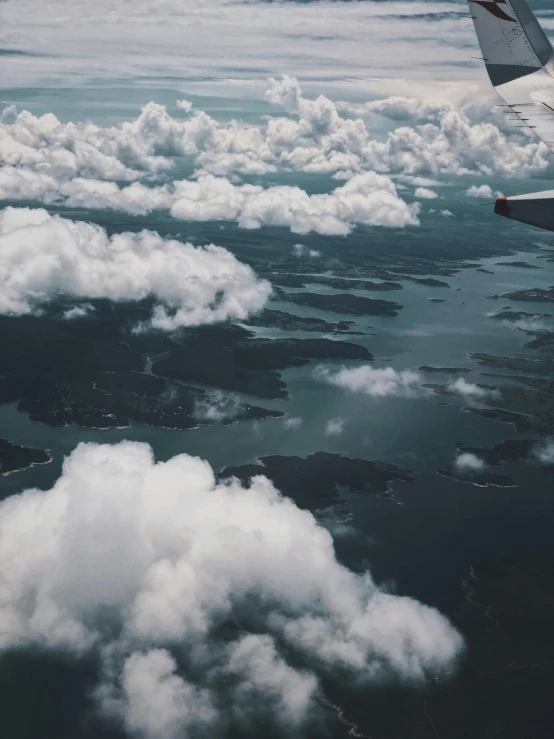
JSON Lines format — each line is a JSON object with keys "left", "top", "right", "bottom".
{"left": 0, "top": 207, "right": 271, "bottom": 329}
{"left": 0, "top": 441, "right": 463, "bottom": 738}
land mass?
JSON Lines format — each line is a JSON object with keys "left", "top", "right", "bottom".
{"left": 457, "top": 439, "right": 536, "bottom": 466}
{"left": 245, "top": 309, "right": 357, "bottom": 334}
{"left": 219, "top": 452, "right": 414, "bottom": 510}
{"left": 0, "top": 307, "right": 284, "bottom": 428}
{"left": 494, "top": 261, "right": 539, "bottom": 269}
{"left": 280, "top": 291, "right": 403, "bottom": 317}
{"left": 153, "top": 326, "right": 372, "bottom": 399}
{"left": 493, "top": 287, "right": 554, "bottom": 303}
{"left": 438, "top": 466, "right": 515, "bottom": 488}
{"left": 0, "top": 439, "right": 51, "bottom": 475}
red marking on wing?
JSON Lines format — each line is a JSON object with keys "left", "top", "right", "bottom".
{"left": 469, "top": 0, "right": 516, "bottom": 22}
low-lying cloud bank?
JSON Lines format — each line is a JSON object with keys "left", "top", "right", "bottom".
{"left": 2, "top": 76, "right": 547, "bottom": 185}
{"left": 0, "top": 207, "right": 271, "bottom": 329}
{"left": 0, "top": 77, "right": 549, "bottom": 234}
{"left": 454, "top": 452, "right": 485, "bottom": 472}
{"left": 0, "top": 169, "right": 419, "bottom": 234}
{"left": 0, "top": 441, "right": 463, "bottom": 738}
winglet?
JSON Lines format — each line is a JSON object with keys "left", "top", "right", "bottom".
{"left": 468, "top": 0, "right": 552, "bottom": 86}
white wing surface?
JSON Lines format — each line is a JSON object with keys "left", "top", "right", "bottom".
{"left": 469, "top": 0, "right": 554, "bottom": 152}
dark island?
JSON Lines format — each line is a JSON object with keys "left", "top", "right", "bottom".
{"left": 438, "top": 465, "right": 515, "bottom": 488}
{"left": 465, "top": 549, "right": 554, "bottom": 639}
{"left": 457, "top": 439, "right": 536, "bottom": 466}
{"left": 245, "top": 309, "right": 357, "bottom": 334}
{"left": 491, "top": 309, "right": 551, "bottom": 322}
{"left": 219, "top": 452, "right": 414, "bottom": 510}
{"left": 153, "top": 325, "right": 372, "bottom": 399}
{"left": 401, "top": 276, "right": 450, "bottom": 287}
{"left": 495, "top": 286, "right": 554, "bottom": 303}
{"left": 266, "top": 273, "right": 403, "bottom": 292}
{"left": 0, "top": 307, "right": 284, "bottom": 429}
{"left": 281, "top": 291, "right": 403, "bottom": 317}
{"left": 309, "top": 277, "right": 403, "bottom": 292}
{"left": 494, "top": 260, "right": 539, "bottom": 269}
{"left": 0, "top": 440, "right": 51, "bottom": 475}
{"left": 469, "top": 351, "right": 553, "bottom": 375}
{"left": 420, "top": 366, "right": 471, "bottom": 374}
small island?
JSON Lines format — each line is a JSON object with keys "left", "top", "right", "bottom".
{"left": 245, "top": 309, "right": 357, "bottom": 334}
{"left": 219, "top": 452, "right": 414, "bottom": 510}
{"left": 154, "top": 329, "right": 372, "bottom": 399}
{"left": 491, "top": 309, "right": 551, "bottom": 323}
{"left": 469, "top": 352, "right": 553, "bottom": 375}
{"left": 496, "top": 287, "right": 554, "bottom": 303}
{"left": 494, "top": 260, "right": 539, "bottom": 269}
{"left": 438, "top": 465, "right": 515, "bottom": 488}
{"left": 0, "top": 439, "right": 51, "bottom": 475}
{"left": 281, "top": 291, "right": 403, "bottom": 317}
{"left": 420, "top": 366, "right": 470, "bottom": 374}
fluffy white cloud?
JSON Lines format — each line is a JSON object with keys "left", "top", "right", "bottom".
{"left": 293, "top": 243, "right": 320, "bottom": 258}
{"left": 0, "top": 441, "right": 463, "bottom": 737}
{"left": 0, "top": 77, "right": 549, "bottom": 222}
{"left": 169, "top": 172, "right": 419, "bottom": 234}
{"left": 0, "top": 104, "right": 175, "bottom": 181}
{"left": 62, "top": 302, "right": 95, "bottom": 320}
{"left": 454, "top": 453, "right": 485, "bottom": 472}
{"left": 316, "top": 365, "right": 424, "bottom": 398}
{"left": 414, "top": 187, "right": 438, "bottom": 200}
{"left": 283, "top": 416, "right": 303, "bottom": 430}
{"left": 448, "top": 378, "right": 499, "bottom": 400}
{"left": 325, "top": 418, "right": 345, "bottom": 436}
{"left": 262, "top": 78, "right": 548, "bottom": 179}
{"left": 0, "top": 169, "right": 419, "bottom": 235}
{"left": 534, "top": 439, "right": 554, "bottom": 465}
{"left": 466, "top": 184, "right": 503, "bottom": 199}
{"left": 193, "top": 392, "right": 246, "bottom": 423}
{"left": 0, "top": 207, "right": 271, "bottom": 329}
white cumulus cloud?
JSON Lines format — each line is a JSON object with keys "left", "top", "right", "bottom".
{"left": 448, "top": 378, "right": 499, "bottom": 400}
{"left": 0, "top": 441, "right": 463, "bottom": 737}
{"left": 466, "top": 184, "right": 503, "bottom": 199}
{"left": 325, "top": 418, "right": 345, "bottom": 436}
{"left": 293, "top": 243, "right": 320, "bottom": 258}
{"left": 0, "top": 168, "right": 419, "bottom": 235}
{"left": 454, "top": 453, "right": 485, "bottom": 472}
{"left": 534, "top": 439, "right": 554, "bottom": 465}
{"left": 316, "top": 365, "right": 424, "bottom": 398}
{"left": 0, "top": 207, "right": 271, "bottom": 329}
{"left": 0, "top": 77, "right": 549, "bottom": 227}
{"left": 414, "top": 187, "right": 438, "bottom": 200}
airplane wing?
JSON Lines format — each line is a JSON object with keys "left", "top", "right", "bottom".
{"left": 469, "top": 0, "right": 554, "bottom": 152}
